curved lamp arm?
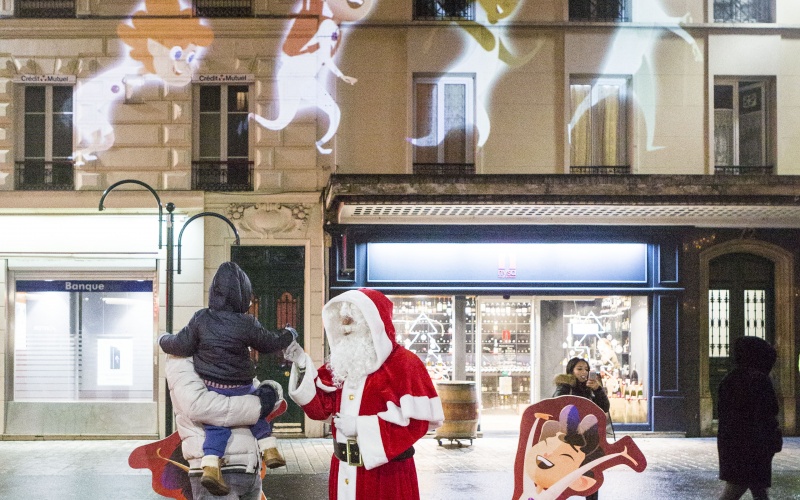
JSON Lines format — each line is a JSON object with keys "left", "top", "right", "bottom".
{"left": 98, "top": 179, "right": 163, "bottom": 249}
{"left": 177, "top": 212, "right": 241, "bottom": 274}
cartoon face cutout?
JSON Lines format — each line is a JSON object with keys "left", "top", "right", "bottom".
{"left": 525, "top": 433, "right": 586, "bottom": 491}
{"left": 327, "top": 0, "right": 374, "bottom": 22}
{"left": 147, "top": 39, "right": 199, "bottom": 87}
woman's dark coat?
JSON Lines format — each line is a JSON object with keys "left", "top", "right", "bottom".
{"left": 552, "top": 373, "right": 611, "bottom": 413}
{"left": 717, "top": 336, "right": 782, "bottom": 488}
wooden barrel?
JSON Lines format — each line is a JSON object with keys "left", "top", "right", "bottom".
{"left": 435, "top": 381, "right": 479, "bottom": 439}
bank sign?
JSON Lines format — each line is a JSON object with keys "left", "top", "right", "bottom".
{"left": 17, "top": 280, "right": 153, "bottom": 293}
{"left": 367, "top": 243, "right": 648, "bottom": 283}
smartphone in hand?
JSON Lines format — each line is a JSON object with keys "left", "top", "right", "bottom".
{"left": 588, "top": 371, "right": 598, "bottom": 381}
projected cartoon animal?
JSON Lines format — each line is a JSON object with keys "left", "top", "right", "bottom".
{"left": 513, "top": 397, "right": 646, "bottom": 500}
{"left": 248, "top": 0, "right": 374, "bottom": 154}
{"left": 412, "top": 0, "right": 543, "bottom": 149}
{"left": 73, "top": 0, "right": 213, "bottom": 165}
{"left": 568, "top": 0, "right": 701, "bottom": 152}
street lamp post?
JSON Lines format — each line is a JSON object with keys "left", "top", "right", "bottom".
{"left": 98, "top": 180, "right": 240, "bottom": 436}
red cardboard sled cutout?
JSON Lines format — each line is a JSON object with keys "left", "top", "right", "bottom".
{"left": 513, "top": 396, "right": 647, "bottom": 500}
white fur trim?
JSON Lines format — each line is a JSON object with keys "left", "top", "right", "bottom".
{"left": 356, "top": 415, "right": 388, "bottom": 470}
{"left": 258, "top": 436, "right": 277, "bottom": 451}
{"left": 200, "top": 455, "right": 220, "bottom": 468}
{"left": 378, "top": 395, "right": 445, "bottom": 431}
{"left": 323, "top": 291, "right": 393, "bottom": 374}
{"left": 288, "top": 354, "right": 320, "bottom": 406}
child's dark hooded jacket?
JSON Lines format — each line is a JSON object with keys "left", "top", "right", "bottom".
{"left": 159, "top": 262, "right": 295, "bottom": 385}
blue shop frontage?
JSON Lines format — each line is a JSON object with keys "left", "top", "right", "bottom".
{"left": 323, "top": 174, "right": 800, "bottom": 437}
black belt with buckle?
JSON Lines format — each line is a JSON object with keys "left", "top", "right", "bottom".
{"left": 333, "top": 439, "right": 415, "bottom": 467}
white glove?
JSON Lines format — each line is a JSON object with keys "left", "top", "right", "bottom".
{"left": 334, "top": 413, "right": 358, "bottom": 437}
{"left": 283, "top": 340, "right": 306, "bottom": 368}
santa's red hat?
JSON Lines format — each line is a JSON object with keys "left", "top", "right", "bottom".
{"left": 322, "top": 288, "right": 396, "bottom": 374}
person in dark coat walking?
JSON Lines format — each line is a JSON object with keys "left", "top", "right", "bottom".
{"left": 717, "top": 336, "right": 782, "bottom": 500}
{"left": 552, "top": 357, "right": 611, "bottom": 500}
{"left": 159, "top": 261, "right": 299, "bottom": 495}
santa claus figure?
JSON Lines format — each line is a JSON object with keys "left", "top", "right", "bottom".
{"left": 284, "top": 288, "right": 444, "bottom": 500}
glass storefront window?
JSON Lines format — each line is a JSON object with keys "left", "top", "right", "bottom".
{"left": 13, "top": 280, "right": 155, "bottom": 402}
{"left": 537, "top": 296, "right": 649, "bottom": 424}
{"left": 389, "top": 294, "right": 650, "bottom": 429}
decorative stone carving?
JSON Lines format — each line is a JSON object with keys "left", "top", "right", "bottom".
{"left": 227, "top": 203, "right": 310, "bottom": 235}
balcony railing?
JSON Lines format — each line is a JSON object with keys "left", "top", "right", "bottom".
{"left": 15, "top": 160, "right": 74, "bottom": 190}
{"left": 17, "top": 0, "right": 75, "bottom": 18}
{"left": 192, "top": 160, "right": 254, "bottom": 191}
{"left": 714, "top": 0, "right": 772, "bottom": 23}
{"left": 570, "top": 165, "right": 631, "bottom": 175}
{"left": 714, "top": 165, "right": 774, "bottom": 175}
{"left": 193, "top": 0, "right": 252, "bottom": 17}
{"left": 413, "top": 163, "right": 476, "bottom": 175}
{"left": 569, "top": 0, "right": 629, "bottom": 22}
{"left": 413, "top": 0, "right": 474, "bottom": 21}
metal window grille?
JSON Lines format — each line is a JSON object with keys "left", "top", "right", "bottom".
{"left": 569, "top": 0, "right": 629, "bottom": 22}
{"left": 194, "top": 0, "right": 252, "bottom": 17}
{"left": 714, "top": 0, "right": 772, "bottom": 23}
{"left": 413, "top": 0, "right": 474, "bottom": 21}
{"left": 708, "top": 289, "right": 730, "bottom": 357}
{"left": 744, "top": 289, "right": 766, "bottom": 339}
{"left": 15, "top": 161, "right": 74, "bottom": 191}
{"left": 17, "top": 0, "right": 75, "bottom": 18}
{"left": 570, "top": 166, "right": 631, "bottom": 174}
{"left": 714, "top": 165, "right": 773, "bottom": 175}
{"left": 413, "top": 163, "right": 476, "bottom": 175}
{"left": 277, "top": 292, "right": 298, "bottom": 329}
{"left": 191, "top": 160, "right": 254, "bottom": 191}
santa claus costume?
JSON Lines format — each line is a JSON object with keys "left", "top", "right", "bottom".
{"left": 288, "top": 288, "right": 444, "bottom": 500}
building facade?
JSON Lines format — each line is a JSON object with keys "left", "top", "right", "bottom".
{"left": 0, "top": 0, "right": 799, "bottom": 439}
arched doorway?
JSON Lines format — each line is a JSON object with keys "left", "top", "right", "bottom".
{"left": 699, "top": 240, "right": 795, "bottom": 436}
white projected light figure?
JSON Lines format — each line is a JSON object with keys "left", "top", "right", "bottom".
{"left": 249, "top": 0, "right": 374, "bottom": 154}
{"left": 412, "top": 0, "right": 542, "bottom": 149}
{"left": 568, "top": 0, "right": 702, "bottom": 152}
{"left": 73, "top": 0, "right": 213, "bottom": 165}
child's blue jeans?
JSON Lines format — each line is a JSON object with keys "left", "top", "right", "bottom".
{"left": 202, "top": 383, "right": 271, "bottom": 457}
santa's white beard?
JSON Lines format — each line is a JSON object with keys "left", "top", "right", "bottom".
{"left": 327, "top": 323, "right": 377, "bottom": 388}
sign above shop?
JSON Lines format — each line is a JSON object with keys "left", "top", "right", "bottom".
{"left": 367, "top": 243, "right": 648, "bottom": 283}
{"left": 17, "top": 280, "right": 153, "bottom": 292}
{"left": 12, "top": 75, "right": 76, "bottom": 83}
{"left": 193, "top": 74, "right": 254, "bottom": 83}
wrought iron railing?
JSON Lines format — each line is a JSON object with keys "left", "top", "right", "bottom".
{"left": 192, "top": 160, "right": 254, "bottom": 191}
{"left": 413, "top": 163, "right": 476, "bottom": 175}
{"left": 569, "top": 0, "right": 629, "bottom": 22}
{"left": 413, "top": 0, "right": 474, "bottom": 21}
{"left": 714, "top": 165, "right": 773, "bottom": 175}
{"left": 193, "top": 0, "right": 252, "bottom": 17}
{"left": 570, "top": 165, "right": 631, "bottom": 174}
{"left": 17, "top": 0, "right": 75, "bottom": 18}
{"left": 15, "top": 160, "right": 74, "bottom": 190}
{"left": 714, "top": 0, "right": 772, "bottom": 23}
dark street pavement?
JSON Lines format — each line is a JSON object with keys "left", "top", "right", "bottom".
{"left": 1, "top": 433, "right": 799, "bottom": 499}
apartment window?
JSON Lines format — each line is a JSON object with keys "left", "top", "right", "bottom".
{"left": 714, "top": 79, "right": 773, "bottom": 174}
{"left": 193, "top": 0, "right": 252, "bottom": 17}
{"left": 193, "top": 84, "right": 253, "bottom": 191}
{"left": 569, "top": 0, "right": 629, "bottom": 22}
{"left": 714, "top": 0, "right": 773, "bottom": 23}
{"left": 16, "top": 85, "right": 74, "bottom": 190}
{"left": 569, "top": 77, "right": 629, "bottom": 172}
{"left": 413, "top": 0, "right": 474, "bottom": 21}
{"left": 17, "top": 0, "right": 75, "bottom": 17}
{"left": 412, "top": 75, "right": 475, "bottom": 174}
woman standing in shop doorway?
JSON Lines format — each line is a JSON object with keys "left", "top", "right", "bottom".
{"left": 553, "top": 357, "right": 611, "bottom": 500}
{"left": 717, "top": 336, "right": 782, "bottom": 500}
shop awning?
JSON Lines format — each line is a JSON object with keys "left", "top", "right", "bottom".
{"left": 324, "top": 174, "right": 800, "bottom": 228}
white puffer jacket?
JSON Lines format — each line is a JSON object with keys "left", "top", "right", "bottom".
{"left": 165, "top": 355, "right": 263, "bottom": 474}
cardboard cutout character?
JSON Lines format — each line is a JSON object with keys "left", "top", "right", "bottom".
{"left": 513, "top": 396, "right": 647, "bottom": 500}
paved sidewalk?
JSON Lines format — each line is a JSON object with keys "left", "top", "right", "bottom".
{"left": 0, "top": 434, "right": 798, "bottom": 499}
